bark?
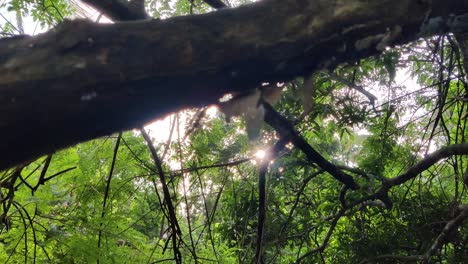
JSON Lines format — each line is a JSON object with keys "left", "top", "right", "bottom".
{"left": 1, "top": 0, "right": 468, "bottom": 170}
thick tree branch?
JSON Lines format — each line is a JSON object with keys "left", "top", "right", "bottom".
{"left": 81, "top": 0, "right": 149, "bottom": 21}
{"left": 386, "top": 143, "right": 468, "bottom": 186}
{"left": 1, "top": 0, "right": 468, "bottom": 170}
{"left": 373, "top": 143, "right": 468, "bottom": 208}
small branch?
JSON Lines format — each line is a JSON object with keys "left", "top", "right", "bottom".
{"left": 29, "top": 155, "right": 77, "bottom": 193}
{"left": 37, "top": 155, "right": 52, "bottom": 187}
{"left": 183, "top": 108, "right": 207, "bottom": 141}
{"left": 423, "top": 204, "right": 468, "bottom": 262}
{"left": 295, "top": 209, "right": 346, "bottom": 263}
{"left": 387, "top": 143, "right": 468, "bottom": 187}
{"left": 0, "top": 167, "right": 23, "bottom": 229}
{"left": 371, "top": 143, "right": 468, "bottom": 209}
{"left": 279, "top": 170, "right": 324, "bottom": 235}
{"left": 263, "top": 102, "right": 359, "bottom": 189}
{"left": 176, "top": 114, "right": 197, "bottom": 261}
{"left": 141, "top": 128, "right": 182, "bottom": 264}
{"left": 324, "top": 71, "right": 377, "bottom": 105}
{"left": 81, "top": 0, "right": 149, "bottom": 21}
{"left": 97, "top": 132, "right": 122, "bottom": 257}
{"left": 41, "top": 167, "right": 77, "bottom": 185}
{"left": 336, "top": 164, "right": 370, "bottom": 179}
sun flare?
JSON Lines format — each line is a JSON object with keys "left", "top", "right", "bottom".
{"left": 254, "top": 149, "right": 266, "bottom": 159}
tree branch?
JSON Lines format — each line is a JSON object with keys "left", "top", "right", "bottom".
{"left": 424, "top": 204, "right": 468, "bottom": 262}
{"left": 97, "top": 132, "right": 121, "bottom": 255}
{"left": 386, "top": 143, "right": 468, "bottom": 186}
{"left": 1, "top": 0, "right": 468, "bottom": 170}
{"left": 295, "top": 209, "right": 346, "bottom": 263}
{"left": 323, "top": 71, "right": 377, "bottom": 105}
{"left": 262, "top": 102, "right": 359, "bottom": 189}
{"left": 81, "top": 0, "right": 149, "bottom": 21}
{"left": 141, "top": 128, "right": 183, "bottom": 263}
{"left": 374, "top": 143, "right": 468, "bottom": 208}
{"left": 201, "top": 0, "right": 228, "bottom": 9}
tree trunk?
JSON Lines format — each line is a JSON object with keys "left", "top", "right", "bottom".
{"left": 1, "top": 0, "right": 468, "bottom": 170}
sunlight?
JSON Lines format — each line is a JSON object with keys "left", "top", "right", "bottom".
{"left": 254, "top": 149, "right": 266, "bottom": 159}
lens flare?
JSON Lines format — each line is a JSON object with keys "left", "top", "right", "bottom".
{"left": 254, "top": 149, "right": 266, "bottom": 159}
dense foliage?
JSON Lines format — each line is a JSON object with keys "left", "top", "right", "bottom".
{"left": 1, "top": 0, "right": 467, "bottom": 263}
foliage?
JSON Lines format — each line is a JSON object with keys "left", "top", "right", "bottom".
{"left": 0, "top": 0, "right": 467, "bottom": 263}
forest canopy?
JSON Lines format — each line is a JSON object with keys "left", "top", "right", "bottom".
{"left": 0, "top": 0, "right": 468, "bottom": 263}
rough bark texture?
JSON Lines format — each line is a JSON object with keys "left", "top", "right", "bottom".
{"left": 1, "top": 0, "right": 468, "bottom": 170}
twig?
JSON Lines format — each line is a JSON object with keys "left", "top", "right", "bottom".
{"left": 295, "top": 209, "right": 346, "bottom": 263}
{"left": 176, "top": 114, "right": 198, "bottom": 261}
{"left": 279, "top": 170, "right": 324, "bottom": 235}
{"left": 97, "top": 132, "right": 122, "bottom": 262}
{"left": 323, "top": 71, "right": 377, "bottom": 105}
{"left": 141, "top": 128, "right": 183, "bottom": 264}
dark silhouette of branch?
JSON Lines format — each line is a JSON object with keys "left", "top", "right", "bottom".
{"left": 193, "top": 169, "right": 221, "bottom": 262}
{"left": 371, "top": 143, "right": 468, "bottom": 208}
{"left": 255, "top": 158, "right": 268, "bottom": 264}
{"left": 141, "top": 128, "right": 182, "bottom": 264}
{"left": 295, "top": 209, "right": 346, "bottom": 263}
{"left": 254, "top": 138, "right": 289, "bottom": 263}
{"left": 0, "top": 167, "right": 23, "bottom": 229}
{"left": 12, "top": 201, "right": 38, "bottom": 262}
{"left": 201, "top": 0, "right": 228, "bottom": 9}
{"left": 81, "top": 0, "right": 149, "bottom": 21}
{"left": 97, "top": 132, "right": 122, "bottom": 261}
{"left": 324, "top": 71, "right": 377, "bottom": 105}
{"left": 279, "top": 170, "right": 324, "bottom": 235}
{"left": 22, "top": 154, "right": 77, "bottom": 194}
{"left": 336, "top": 164, "right": 370, "bottom": 179}
{"left": 263, "top": 102, "right": 359, "bottom": 189}
{"left": 38, "top": 166, "right": 77, "bottom": 187}
{"left": 387, "top": 143, "right": 468, "bottom": 186}
{"left": 37, "top": 155, "right": 52, "bottom": 186}
{"left": 176, "top": 115, "right": 198, "bottom": 261}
